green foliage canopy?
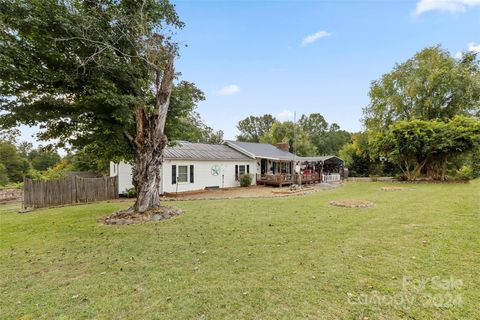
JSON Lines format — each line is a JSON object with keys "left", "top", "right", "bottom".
{"left": 28, "top": 148, "right": 61, "bottom": 171}
{"left": 371, "top": 116, "right": 480, "bottom": 180}
{"left": 236, "top": 114, "right": 277, "bottom": 142}
{"left": 259, "top": 121, "right": 317, "bottom": 156}
{"left": 0, "top": 0, "right": 183, "bottom": 162}
{"left": 0, "top": 142, "right": 25, "bottom": 182}
{"left": 364, "top": 46, "right": 480, "bottom": 131}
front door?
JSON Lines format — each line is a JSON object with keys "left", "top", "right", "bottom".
{"left": 261, "top": 159, "right": 267, "bottom": 174}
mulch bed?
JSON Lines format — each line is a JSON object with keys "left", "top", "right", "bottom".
{"left": 329, "top": 200, "right": 374, "bottom": 208}
{"left": 103, "top": 206, "right": 183, "bottom": 225}
{"left": 271, "top": 186, "right": 315, "bottom": 195}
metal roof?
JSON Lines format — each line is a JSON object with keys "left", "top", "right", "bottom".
{"left": 225, "top": 140, "right": 296, "bottom": 161}
{"left": 164, "top": 141, "right": 253, "bottom": 161}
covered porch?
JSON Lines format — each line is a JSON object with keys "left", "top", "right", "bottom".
{"left": 299, "top": 156, "right": 344, "bottom": 183}
{"left": 256, "top": 156, "right": 344, "bottom": 187}
{"left": 256, "top": 158, "right": 295, "bottom": 187}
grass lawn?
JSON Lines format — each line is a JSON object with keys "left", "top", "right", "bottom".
{"left": 1, "top": 181, "right": 479, "bottom": 319}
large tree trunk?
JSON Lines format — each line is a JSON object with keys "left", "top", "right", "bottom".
{"left": 399, "top": 156, "right": 427, "bottom": 181}
{"left": 129, "top": 55, "right": 175, "bottom": 213}
{"left": 133, "top": 127, "right": 167, "bottom": 213}
{"left": 426, "top": 157, "right": 448, "bottom": 180}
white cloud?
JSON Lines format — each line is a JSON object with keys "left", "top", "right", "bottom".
{"left": 217, "top": 84, "right": 240, "bottom": 95}
{"left": 301, "top": 30, "right": 332, "bottom": 46}
{"left": 413, "top": 0, "right": 480, "bottom": 16}
{"left": 276, "top": 109, "right": 294, "bottom": 122}
{"left": 455, "top": 42, "right": 480, "bottom": 58}
{"left": 468, "top": 42, "right": 480, "bottom": 53}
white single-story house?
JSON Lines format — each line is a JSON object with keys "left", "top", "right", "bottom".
{"left": 111, "top": 140, "right": 344, "bottom": 194}
{"left": 110, "top": 141, "right": 256, "bottom": 194}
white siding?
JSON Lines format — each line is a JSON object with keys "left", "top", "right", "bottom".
{"left": 162, "top": 159, "right": 256, "bottom": 193}
{"left": 110, "top": 161, "right": 134, "bottom": 194}
{"left": 111, "top": 159, "right": 257, "bottom": 194}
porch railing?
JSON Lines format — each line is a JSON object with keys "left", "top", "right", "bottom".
{"left": 257, "top": 173, "right": 294, "bottom": 184}
{"left": 257, "top": 172, "right": 341, "bottom": 185}
{"left": 297, "top": 173, "right": 320, "bottom": 184}
{"left": 323, "top": 173, "right": 341, "bottom": 182}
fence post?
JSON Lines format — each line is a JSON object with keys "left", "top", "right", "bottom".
{"left": 115, "top": 175, "right": 119, "bottom": 198}
{"left": 104, "top": 176, "right": 107, "bottom": 201}
{"left": 22, "top": 177, "right": 26, "bottom": 210}
{"left": 73, "top": 175, "right": 78, "bottom": 204}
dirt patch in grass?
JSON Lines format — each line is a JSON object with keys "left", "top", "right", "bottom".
{"left": 103, "top": 206, "right": 183, "bottom": 225}
{"left": 381, "top": 187, "right": 410, "bottom": 191}
{"left": 329, "top": 199, "right": 374, "bottom": 208}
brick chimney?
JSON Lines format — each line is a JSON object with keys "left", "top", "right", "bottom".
{"left": 276, "top": 142, "right": 289, "bottom": 152}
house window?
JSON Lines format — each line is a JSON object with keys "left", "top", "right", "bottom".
{"left": 178, "top": 165, "right": 188, "bottom": 183}
{"left": 235, "top": 165, "right": 249, "bottom": 180}
{"left": 239, "top": 165, "right": 246, "bottom": 176}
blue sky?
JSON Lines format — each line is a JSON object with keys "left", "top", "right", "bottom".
{"left": 172, "top": 0, "right": 480, "bottom": 139}
{"left": 18, "top": 0, "right": 480, "bottom": 146}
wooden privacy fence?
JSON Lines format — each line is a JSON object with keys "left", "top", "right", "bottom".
{"left": 23, "top": 176, "right": 118, "bottom": 209}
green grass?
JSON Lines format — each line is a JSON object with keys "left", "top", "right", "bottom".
{"left": 1, "top": 181, "right": 479, "bottom": 319}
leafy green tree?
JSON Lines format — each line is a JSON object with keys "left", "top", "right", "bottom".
{"left": 339, "top": 132, "right": 375, "bottom": 177}
{"left": 0, "top": 163, "right": 9, "bottom": 186}
{"left": 17, "top": 141, "right": 33, "bottom": 158}
{"left": 364, "top": 46, "right": 480, "bottom": 180}
{"left": 298, "top": 113, "right": 328, "bottom": 137}
{"left": 165, "top": 81, "right": 221, "bottom": 143}
{"left": 236, "top": 114, "right": 277, "bottom": 142}
{"left": 197, "top": 128, "right": 224, "bottom": 144}
{"left": 67, "top": 146, "right": 107, "bottom": 173}
{"left": 0, "top": 0, "right": 186, "bottom": 213}
{"left": 0, "top": 129, "right": 19, "bottom": 144}
{"left": 28, "top": 148, "right": 61, "bottom": 171}
{"left": 470, "top": 146, "right": 480, "bottom": 178}
{"left": 260, "top": 121, "right": 316, "bottom": 156}
{"left": 314, "top": 124, "right": 352, "bottom": 156}
{"left": 371, "top": 116, "right": 480, "bottom": 180}
{"left": 41, "top": 159, "right": 74, "bottom": 180}
{"left": 298, "top": 114, "right": 351, "bottom": 156}
{"left": 0, "top": 142, "right": 24, "bottom": 182}
{"left": 364, "top": 46, "right": 480, "bottom": 131}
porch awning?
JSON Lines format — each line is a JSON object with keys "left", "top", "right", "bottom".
{"left": 297, "top": 156, "right": 344, "bottom": 165}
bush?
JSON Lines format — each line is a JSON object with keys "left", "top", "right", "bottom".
{"left": 470, "top": 148, "right": 480, "bottom": 178}
{"left": 122, "top": 187, "right": 137, "bottom": 198}
{"left": 455, "top": 166, "right": 473, "bottom": 180}
{"left": 41, "top": 159, "right": 73, "bottom": 180}
{"left": 239, "top": 173, "right": 253, "bottom": 187}
{"left": 0, "top": 163, "right": 9, "bottom": 186}
{"left": 25, "top": 168, "right": 43, "bottom": 180}
{"left": 1, "top": 181, "right": 23, "bottom": 189}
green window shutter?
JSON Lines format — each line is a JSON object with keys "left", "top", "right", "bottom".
{"left": 247, "top": 165, "right": 250, "bottom": 174}
{"left": 190, "top": 165, "right": 194, "bottom": 183}
{"left": 235, "top": 165, "right": 238, "bottom": 180}
{"left": 172, "top": 165, "right": 176, "bottom": 184}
